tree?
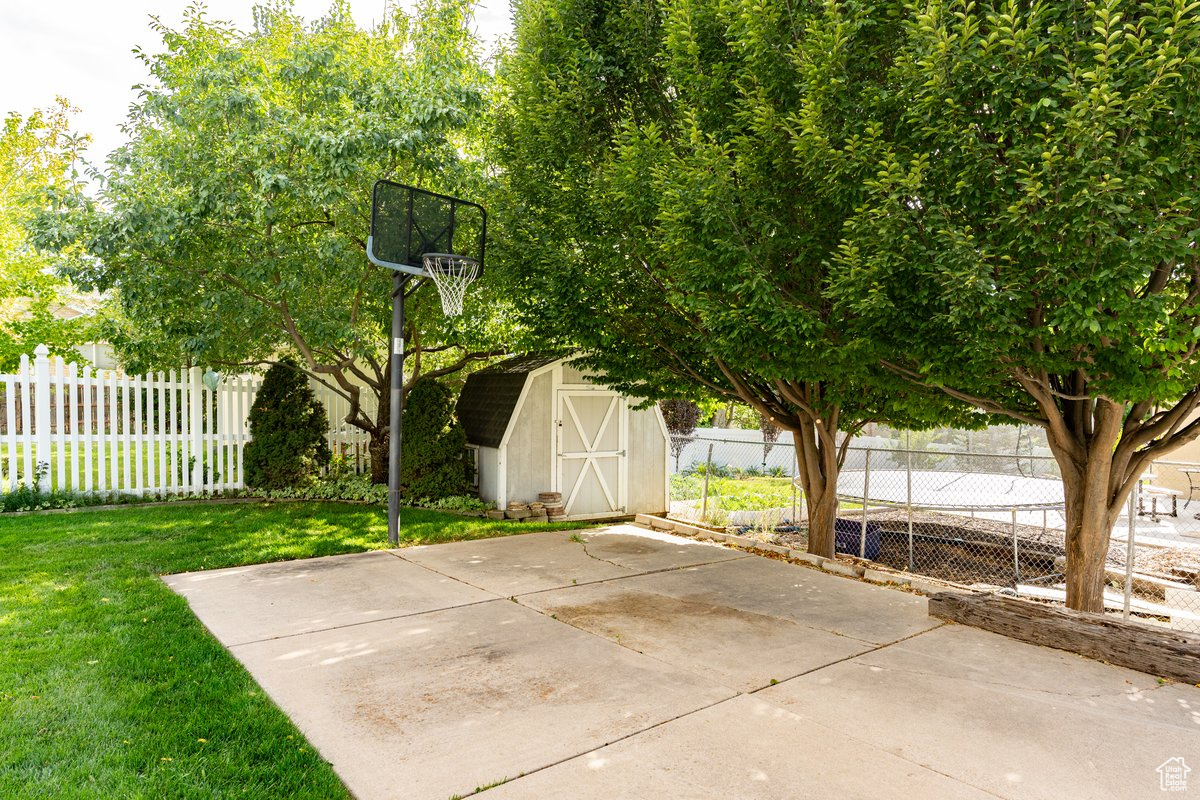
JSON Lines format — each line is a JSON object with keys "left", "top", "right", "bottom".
{"left": 0, "top": 99, "right": 92, "bottom": 370}
{"left": 243, "top": 359, "right": 331, "bottom": 489}
{"left": 828, "top": 0, "right": 1200, "bottom": 611}
{"left": 659, "top": 399, "right": 700, "bottom": 470}
{"left": 40, "top": 0, "right": 511, "bottom": 483}
{"left": 400, "top": 378, "right": 471, "bottom": 499}
{"left": 496, "top": 0, "right": 970, "bottom": 556}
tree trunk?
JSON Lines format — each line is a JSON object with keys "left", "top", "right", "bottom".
{"left": 368, "top": 433, "right": 389, "bottom": 485}
{"left": 791, "top": 417, "right": 843, "bottom": 559}
{"left": 802, "top": 468, "right": 840, "bottom": 558}
{"left": 1049, "top": 404, "right": 1124, "bottom": 614}
{"left": 1061, "top": 482, "right": 1118, "bottom": 613}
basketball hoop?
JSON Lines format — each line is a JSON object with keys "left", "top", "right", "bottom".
{"left": 422, "top": 252, "right": 480, "bottom": 317}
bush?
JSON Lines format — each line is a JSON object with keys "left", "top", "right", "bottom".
{"left": 246, "top": 457, "right": 491, "bottom": 514}
{"left": 243, "top": 359, "right": 331, "bottom": 490}
{"left": 400, "top": 378, "right": 471, "bottom": 500}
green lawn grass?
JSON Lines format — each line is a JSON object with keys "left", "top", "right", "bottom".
{"left": 671, "top": 473, "right": 797, "bottom": 511}
{"left": 0, "top": 501, "right": 585, "bottom": 799}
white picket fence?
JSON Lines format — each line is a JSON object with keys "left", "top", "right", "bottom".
{"left": 0, "top": 345, "right": 371, "bottom": 497}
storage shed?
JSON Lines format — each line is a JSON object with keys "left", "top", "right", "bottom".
{"left": 456, "top": 355, "right": 670, "bottom": 520}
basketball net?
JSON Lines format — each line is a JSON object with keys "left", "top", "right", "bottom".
{"left": 421, "top": 253, "right": 480, "bottom": 317}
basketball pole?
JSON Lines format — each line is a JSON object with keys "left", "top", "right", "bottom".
{"left": 388, "top": 271, "right": 411, "bottom": 547}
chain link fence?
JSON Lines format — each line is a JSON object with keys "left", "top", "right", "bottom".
{"left": 669, "top": 432, "right": 1200, "bottom": 630}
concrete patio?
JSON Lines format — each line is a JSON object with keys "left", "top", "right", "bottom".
{"left": 165, "top": 525, "right": 1200, "bottom": 800}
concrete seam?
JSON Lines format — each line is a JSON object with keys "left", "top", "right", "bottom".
{"left": 747, "top": 622, "right": 950, "bottom": 693}
{"left": 386, "top": 549, "right": 512, "bottom": 597}
{"left": 226, "top": 597, "right": 507, "bottom": 649}
{"left": 452, "top": 691, "right": 743, "bottom": 799}
{"left": 513, "top": 554, "right": 754, "bottom": 599}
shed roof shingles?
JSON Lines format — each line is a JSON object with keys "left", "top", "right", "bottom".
{"left": 455, "top": 354, "right": 565, "bottom": 448}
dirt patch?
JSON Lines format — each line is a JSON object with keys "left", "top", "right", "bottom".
{"left": 584, "top": 539, "right": 656, "bottom": 557}
{"left": 354, "top": 699, "right": 409, "bottom": 735}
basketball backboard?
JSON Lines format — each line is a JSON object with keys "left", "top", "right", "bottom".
{"left": 367, "top": 180, "right": 487, "bottom": 278}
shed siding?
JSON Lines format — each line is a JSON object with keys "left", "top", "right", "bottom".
{"left": 503, "top": 372, "right": 554, "bottom": 504}
{"left": 476, "top": 446, "right": 501, "bottom": 504}
{"left": 560, "top": 362, "right": 600, "bottom": 385}
{"left": 628, "top": 404, "right": 668, "bottom": 514}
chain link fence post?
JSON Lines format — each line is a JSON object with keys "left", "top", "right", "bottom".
{"left": 906, "top": 446, "right": 915, "bottom": 571}
{"left": 1012, "top": 508, "right": 1020, "bottom": 590}
{"left": 791, "top": 446, "right": 798, "bottom": 524}
{"left": 700, "top": 442, "right": 714, "bottom": 523}
{"left": 1124, "top": 481, "right": 1137, "bottom": 620}
{"left": 860, "top": 448, "right": 871, "bottom": 558}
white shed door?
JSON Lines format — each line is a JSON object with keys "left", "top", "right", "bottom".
{"left": 556, "top": 391, "right": 625, "bottom": 516}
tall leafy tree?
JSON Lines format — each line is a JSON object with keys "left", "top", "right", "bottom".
{"left": 496, "top": 0, "right": 969, "bottom": 555}
{"left": 829, "top": 0, "right": 1200, "bottom": 610}
{"left": 42, "top": 0, "right": 510, "bottom": 481}
{"left": 0, "top": 99, "right": 92, "bottom": 370}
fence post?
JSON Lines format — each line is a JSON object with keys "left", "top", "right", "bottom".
{"left": 700, "top": 443, "right": 714, "bottom": 522}
{"left": 1123, "top": 483, "right": 1137, "bottom": 620}
{"left": 906, "top": 445, "right": 914, "bottom": 570}
{"left": 189, "top": 367, "right": 204, "bottom": 490}
{"left": 1011, "top": 508, "right": 1020, "bottom": 590}
{"left": 860, "top": 448, "right": 871, "bottom": 558}
{"left": 33, "top": 345, "right": 52, "bottom": 492}
{"left": 791, "top": 445, "right": 798, "bottom": 524}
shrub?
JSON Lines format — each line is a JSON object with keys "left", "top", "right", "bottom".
{"left": 400, "top": 378, "right": 471, "bottom": 500}
{"left": 243, "top": 359, "right": 331, "bottom": 490}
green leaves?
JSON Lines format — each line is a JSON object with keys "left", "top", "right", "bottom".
{"left": 45, "top": 0, "right": 509, "bottom": 390}
{"left": 832, "top": 0, "right": 1200, "bottom": 410}
{"left": 0, "top": 99, "right": 93, "bottom": 370}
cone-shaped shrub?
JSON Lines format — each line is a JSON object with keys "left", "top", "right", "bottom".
{"left": 401, "top": 379, "right": 471, "bottom": 499}
{"left": 243, "top": 359, "right": 331, "bottom": 489}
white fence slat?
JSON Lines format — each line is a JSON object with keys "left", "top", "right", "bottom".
{"left": 121, "top": 374, "right": 132, "bottom": 493}
{"left": 157, "top": 371, "right": 167, "bottom": 493}
{"left": 33, "top": 347, "right": 51, "bottom": 492}
{"left": 186, "top": 368, "right": 199, "bottom": 491}
{"left": 202, "top": 384, "right": 210, "bottom": 493}
{"left": 216, "top": 384, "right": 227, "bottom": 491}
{"left": 180, "top": 370, "right": 189, "bottom": 493}
{"left": 134, "top": 373, "right": 145, "bottom": 497}
{"left": 168, "top": 370, "right": 178, "bottom": 493}
{"left": 207, "top": 384, "right": 216, "bottom": 493}
{"left": 54, "top": 357, "right": 65, "bottom": 491}
{"left": 88, "top": 369, "right": 101, "bottom": 494}
{"left": 4, "top": 375, "right": 17, "bottom": 491}
{"left": 67, "top": 361, "right": 79, "bottom": 492}
{"left": 82, "top": 369, "right": 92, "bottom": 494}
{"left": 110, "top": 370, "right": 120, "bottom": 493}
{"left": 19, "top": 355, "right": 32, "bottom": 488}
{"left": 234, "top": 375, "right": 244, "bottom": 487}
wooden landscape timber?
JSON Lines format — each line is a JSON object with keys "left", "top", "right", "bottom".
{"left": 928, "top": 592, "right": 1200, "bottom": 684}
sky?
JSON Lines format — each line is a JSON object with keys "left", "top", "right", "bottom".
{"left": 0, "top": 0, "right": 513, "bottom": 170}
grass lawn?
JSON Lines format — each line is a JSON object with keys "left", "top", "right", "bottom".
{"left": 670, "top": 473, "right": 798, "bottom": 517}
{"left": 0, "top": 501, "right": 585, "bottom": 799}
